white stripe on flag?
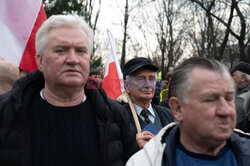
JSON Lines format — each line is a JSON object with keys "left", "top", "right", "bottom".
{"left": 105, "top": 29, "right": 125, "bottom": 93}
{"left": 0, "top": 22, "right": 22, "bottom": 65}
{"left": 0, "top": 0, "right": 43, "bottom": 65}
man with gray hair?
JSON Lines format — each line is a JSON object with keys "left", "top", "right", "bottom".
{"left": 230, "top": 62, "right": 250, "bottom": 125}
{"left": 126, "top": 57, "right": 250, "bottom": 166}
{"left": 0, "top": 14, "right": 138, "bottom": 166}
{"left": 120, "top": 57, "right": 174, "bottom": 149}
{"left": 0, "top": 60, "right": 19, "bottom": 94}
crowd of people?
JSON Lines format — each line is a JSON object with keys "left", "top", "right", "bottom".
{"left": 0, "top": 14, "right": 250, "bottom": 166}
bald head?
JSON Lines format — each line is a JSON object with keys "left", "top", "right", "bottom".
{"left": 0, "top": 60, "right": 19, "bottom": 94}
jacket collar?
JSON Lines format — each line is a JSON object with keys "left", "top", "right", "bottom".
{"left": 237, "top": 83, "right": 250, "bottom": 94}
{"left": 143, "top": 122, "right": 177, "bottom": 165}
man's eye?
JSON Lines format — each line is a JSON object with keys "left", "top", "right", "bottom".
{"left": 138, "top": 79, "right": 144, "bottom": 81}
{"left": 205, "top": 99, "right": 214, "bottom": 102}
{"left": 78, "top": 50, "right": 84, "bottom": 53}
{"left": 204, "top": 97, "right": 216, "bottom": 102}
{"left": 137, "top": 78, "right": 143, "bottom": 81}
{"left": 149, "top": 78, "right": 156, "bottom": 82}
{"left": 226, "top": 96, "right": 234, "bottom": 102}
{"left": 76, "top": 49, "right": 85, "bottom": 53}
{"left": 55, "top": 49, "right": 65, "bottom": 53}
{"left": 76, "top": 48, "right": 88, "bottom": 55}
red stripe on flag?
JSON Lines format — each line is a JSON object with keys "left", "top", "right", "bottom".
{"left": 19, "top": 3, "right": 47, "bottom": 72}
{"left": 102, "top": 62, "right": 122, "bottom": 99}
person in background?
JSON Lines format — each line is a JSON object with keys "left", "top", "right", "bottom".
{"left": 121, "top": 57, "right": 174, "bottom": 149}
{"left": 0, "top": 60, "right": 19, "bottom": 94}
{"left": 89, "top": 68, "right": 102, "bottom": 80}
{"left": 19, "top": 68, "right": 29, "bottom": 78}
{"left": 159, "top": 68, "right": 174, "bottom": 109}
{"left": 0, "top": 14, "right": 138, "bottom": 166}
{"left": 230, "top": 62, "right": 250, "bottom": 125}
{"left": 231, "top": 62, "right": 250, "bottom": 132}
{"left": 152, "top": 71, "right": 162, "bottom": 105}
{"left": 126, "top": 57, "right": 250, "bottom": 166}
{"left": 89, "top": 68, "right": 103, "bottom": 87}
{"left": 237, "top": 107, "right": 250, "bottom": 133}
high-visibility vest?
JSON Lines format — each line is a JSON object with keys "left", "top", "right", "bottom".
{"left": 157, "top": 71, "right": 162, "bottom": 81}
{"left": 160, "top": 88, "right": 169, "bottom": 102}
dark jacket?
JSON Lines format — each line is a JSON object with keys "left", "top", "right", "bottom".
{"left": 237, "top": 117, "right": 250, "bottom": 133}
{"left": 0, "top": 70, "right": 139, "bottom": 166}
{"left": 159, "top": 98, "right": 170, "bottom": 109}
{"left": 123, "top": 103, "right": 174, "bottom": 133}
{"left": 235, "top": 83, "right": 250, "bottom": 125}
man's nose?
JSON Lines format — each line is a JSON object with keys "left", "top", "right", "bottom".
{"left": 66, "top": 49, "right": 79, "bottom": 64}
{"left": 216, "top": 98, "right": 234, "bottom": 116}
{"left": 145, "top": 79, "right": 154, "bottom": 88}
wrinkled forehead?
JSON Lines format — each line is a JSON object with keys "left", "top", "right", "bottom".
{"left": 190, "top": 67, "right": 235, "bottom": 91}
{"left": 191, "top": 66, "right": 231, "bottom": 79}
{"left": 48, "top": 26, "right": 87, "bottom": 38}
{"left": 46, "top": 26, "right": 90, "bottom": 47}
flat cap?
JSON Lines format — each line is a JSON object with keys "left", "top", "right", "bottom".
{"left": 231, "top": 62, "right": 250, "bottom": 75}
{"left": 122, "top": 57, "right": 158, "bottom": 79}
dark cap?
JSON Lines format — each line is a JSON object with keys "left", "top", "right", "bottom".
{"left": 122, "top": 57, "right": 158, "bottom": 79}
{"left": 231, "top": 62, "right": 250, "bottom": 75}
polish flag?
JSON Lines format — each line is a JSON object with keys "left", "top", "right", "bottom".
{"left": 0, "top": 0, "right": 46, "bottom": 72}
{"left": 102, "top": 30, "right": 124, "bottom": 99}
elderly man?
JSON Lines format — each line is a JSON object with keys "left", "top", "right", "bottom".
{"left": 126, "top": 57, "right": 250, "bottom": 166}
{"left": 0, "top": 60, "right": 19, "bottom": 94}
{"left": 0, "top": 14, "right": 138, "bottom": 166}
{"left": 122, "top": 57, "right": 174, "bottom": 149}
{"left": 231, "top": 62, "right": 250, "bottom": 125}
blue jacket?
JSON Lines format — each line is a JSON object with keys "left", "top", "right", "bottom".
{"left": 161, "top": 125, "right": 250, "bottom": 166}
{"left": 126, "top": 123, "right": 250, "bottom": 166}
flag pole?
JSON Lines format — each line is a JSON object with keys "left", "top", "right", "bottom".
{"left": 125, "top": 92, "right": 141, "bottom": 133}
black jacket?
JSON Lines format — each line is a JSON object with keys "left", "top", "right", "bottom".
{"left": 237, "top": 117, "right": 250, "bottom": 133}
{"left": 0, "top": 70, "right": 139, "bottom": 166}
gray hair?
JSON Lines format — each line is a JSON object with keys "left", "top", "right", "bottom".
{"left": 36, "top": 14, "right": 93, "bottom": 55}
{"left": 169, "top": 57, "right": 231, "bottom": 104}
{"left": 246, "top": 74, "right": 250, "bottom": 82}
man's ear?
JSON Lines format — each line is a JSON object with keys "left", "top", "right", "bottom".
{"left": 124, "top": 80, "right": 131, "bottom": 94}
{"left": 242, "top": 73, "right": 246, "bottom": 81}
{"left": 169, "top": 97, "right": 183, "bottom": 121}
{"left": 36, "top": 54, "right": 43, "bottom": 72}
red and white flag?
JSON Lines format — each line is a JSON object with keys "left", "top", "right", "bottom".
{"left": 0, "top": 0, "right": 46, "bottom": 72}
{"left": 102, "top": 30, "right": 124, "bottom": 99}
